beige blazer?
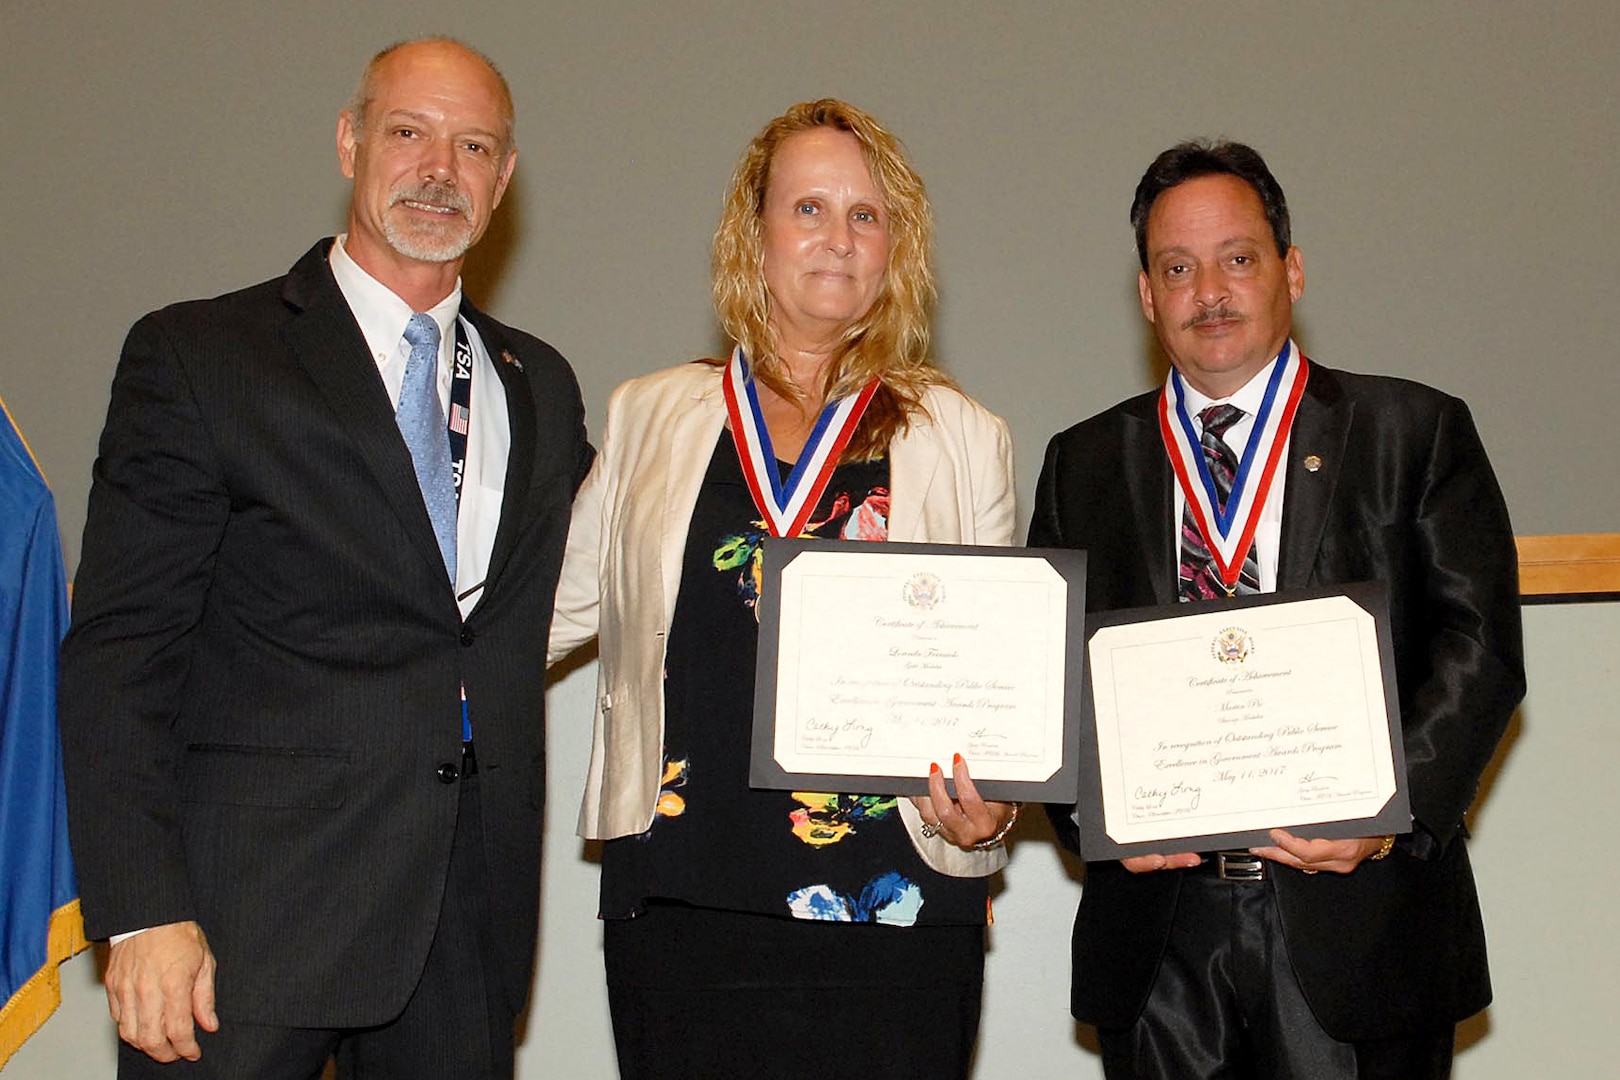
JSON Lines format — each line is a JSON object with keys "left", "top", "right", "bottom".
{"left": 550, "top": 361, "right": 1016, "bottom": 876}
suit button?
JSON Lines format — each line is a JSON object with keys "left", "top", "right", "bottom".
{"left": 459, "top": 628, "right": 474, "bottom": 646}
{"left": 437, "top": 762, "right": 459, "bottom": 784}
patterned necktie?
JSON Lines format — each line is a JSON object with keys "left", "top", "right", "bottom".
{"left": 397, "top": 313, "right": 457, "bottom": 581}
{"left": 1178, "top": 403, "right": 1260, "bottom": 600}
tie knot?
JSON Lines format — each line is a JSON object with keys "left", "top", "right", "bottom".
{"left": 403, "top": 312, "right": 440, "bottom": 353}
{"left": 1199, "top": 403, "right": 1244, "bottom": 439}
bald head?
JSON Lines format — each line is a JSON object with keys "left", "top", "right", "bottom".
{"left": 336, "top": 36, "right": 520, "bottom": 307}
{"left": 348, "top": 38, "right": 515, "bottom": 153}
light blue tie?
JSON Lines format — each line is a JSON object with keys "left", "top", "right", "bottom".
{"left": 397, "top": 313, "right": 457, "bottom": 581}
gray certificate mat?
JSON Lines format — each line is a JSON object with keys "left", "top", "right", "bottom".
{"left": 751, "top": 539, "right": 1086, "bottom": 803}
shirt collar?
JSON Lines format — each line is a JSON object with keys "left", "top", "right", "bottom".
{"left": 329, "top": 234, "right": 462, "bottom": 359}
{"left": 1173, "top": 339, "right": 1297, "bottom": 423}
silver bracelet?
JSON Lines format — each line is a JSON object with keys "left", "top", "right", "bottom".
{"left": 969, "top": 802, "right": 1021, "bottom": 850}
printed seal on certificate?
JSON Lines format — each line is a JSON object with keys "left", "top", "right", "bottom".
{"left": 1211, "top": 626, "right": 1251, "bottom": 665}
{"left": 902, "top": 571, "right": 945, "bottom": 610}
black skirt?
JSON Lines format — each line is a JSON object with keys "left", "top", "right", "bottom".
{"left": 604, "top": 902, "right": 985, "bottom": 1079}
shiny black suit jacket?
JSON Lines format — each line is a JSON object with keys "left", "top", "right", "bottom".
{"left": 1029, "top": 361, "right": 1524, "bottom": 1040}
{"left": 59, "top": 240, "right": 593, "bottom": 1027}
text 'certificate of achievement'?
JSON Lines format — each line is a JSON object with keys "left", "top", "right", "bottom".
{"left": 1077, "top": 583, "right": 1409, "bottom": 860}
{"left": 751, "top": 540, "right": 1085, "bottom": 802}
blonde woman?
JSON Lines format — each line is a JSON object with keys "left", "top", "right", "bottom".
{"left": 551, "top": 99, "right": 1017, "bottom": 1078}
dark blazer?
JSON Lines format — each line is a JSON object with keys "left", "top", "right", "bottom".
{"left": 59, "top": 239, "right": 592, "bottom": 1028}
{"left": 1029, "top": 361, "right": 1525, "bottom": 1040}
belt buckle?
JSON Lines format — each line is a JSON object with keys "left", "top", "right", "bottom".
{"left": 1216, "top": 851, "right": 1265, "bottom": 881}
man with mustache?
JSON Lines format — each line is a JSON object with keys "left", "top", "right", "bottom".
{"left": 1031, "top": 141, "right": 1523, "bottom": 1078}
{"left": 59, "top": 37, "right": 592, "bottom": 1078}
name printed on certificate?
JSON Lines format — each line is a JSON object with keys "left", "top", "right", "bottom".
{"left": 770, "top": 548, "right": 1068, "bottom": 786}
{"left": 1088, "top": 593, "right": 1402, "bottom": 849}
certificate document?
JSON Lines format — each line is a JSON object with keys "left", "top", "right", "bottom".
{"left": 1077, "top": 584, "right": 1410, "bottom": 860}
{"left": 751, "top": 540, "right": 1085, "bottom": 802}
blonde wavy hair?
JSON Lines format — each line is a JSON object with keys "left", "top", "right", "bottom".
{"left": 711, "top": 99, "right": 950, "bottom": 460}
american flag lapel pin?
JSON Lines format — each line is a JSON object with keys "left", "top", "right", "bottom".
{"left": 501, "top": 349, "right": 523, "bottom": 372}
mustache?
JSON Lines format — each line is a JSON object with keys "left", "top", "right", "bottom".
{"left": 1183, "top": 306, "right": 1243, "bottom": 330}
{"left": 389, "top": 182, "right": 472, "bottom": 217}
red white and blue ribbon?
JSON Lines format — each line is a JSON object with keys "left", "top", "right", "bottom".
{"left": 1158, "top": 341, "right": 1309, "bottom": 592}
{"left": 721, "top": 345, "right": 879, "bottom": 538}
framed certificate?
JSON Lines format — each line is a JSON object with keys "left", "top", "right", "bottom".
{"left": 750, "top": 539, "right": 1085, "bottom": 802}
{"left": 1075, "top": 582, "right": 1411, "bottom": 861}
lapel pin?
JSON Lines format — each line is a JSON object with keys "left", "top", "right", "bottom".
{"left": 1303, "top": 454, "right": 1322, "bottom": 473}
{"left": 501, "top": 349, "right": 523, "bottom": 371}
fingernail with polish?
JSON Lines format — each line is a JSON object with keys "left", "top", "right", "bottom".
{"left": 930, "top": 762, "right": 942, "bottom": 775}
{"left": 953, "top": 753, "right": 964, "bottom": 768}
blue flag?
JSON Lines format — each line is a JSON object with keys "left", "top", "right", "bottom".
{"left": 0, "top": 395, "right": 86, "bottom": 1067}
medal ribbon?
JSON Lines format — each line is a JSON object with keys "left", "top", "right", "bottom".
{"left": 1159, "top": 341, "right": 1308, "bottom": 591}
{"left": 721, "top": 345, "right": 879, "bottom": 538}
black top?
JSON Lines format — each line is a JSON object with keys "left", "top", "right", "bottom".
{"left": 600, "top": 431, "right": 987, "bottom": 926}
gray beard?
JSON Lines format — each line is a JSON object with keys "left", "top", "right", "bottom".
{"left": 383, "top": 183, "right": 475, "bottom": 263}
{"left": 383, "top": 215, "right": 474, "bottom": 263}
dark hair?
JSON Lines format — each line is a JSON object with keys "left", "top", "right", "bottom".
{"left": 1130, "top": 140, "right": 1290, "bottom": 270}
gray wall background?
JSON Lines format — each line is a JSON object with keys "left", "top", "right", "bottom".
{"left": 5, "top": 2, "right": 1618, "bottom": 1077}
{"left": 4, "top": 1, "right": 1618, "bottom": 556}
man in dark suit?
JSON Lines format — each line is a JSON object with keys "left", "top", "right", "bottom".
{"left": 58, "top": 38, "right": 591, "bottom": 1078}
{"left": 1031, "top": 141, "right": 1524, "bottom": 1079}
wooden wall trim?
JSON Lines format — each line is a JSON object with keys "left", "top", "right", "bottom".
{"left": 68, "top": 535, "right": 1620, "bottom": 600}
{"left": 1517, "top": 533, "right": 1620, "bottom": 598}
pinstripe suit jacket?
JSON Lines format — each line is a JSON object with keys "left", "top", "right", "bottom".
{"left": 60, "top": 239, "right": 592, "bottom": 1026}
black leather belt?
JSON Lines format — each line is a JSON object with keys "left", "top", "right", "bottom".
{"left": 1192, "top": 851, "right": 1266, "bottom": 881}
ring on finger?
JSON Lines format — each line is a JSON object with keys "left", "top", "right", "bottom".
{"left": 920, "top": 819, "right": 945, "bottom": 839}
